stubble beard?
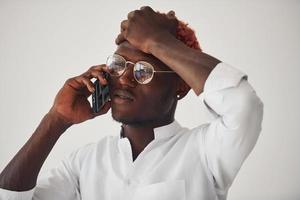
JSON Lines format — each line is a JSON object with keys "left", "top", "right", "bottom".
{"left": 111, "top": 111, "right": 158, "bottom": 127}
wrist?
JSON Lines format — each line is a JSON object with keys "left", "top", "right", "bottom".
{"left": 147, "top": 32, "right": 175, "bottom": 54}
{"left": 44, "top": 109, "right": 72, "bottom": 137}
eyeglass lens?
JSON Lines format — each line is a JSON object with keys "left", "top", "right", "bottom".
{"left": 106, "top": 55, "right": 154, "bottom": 84}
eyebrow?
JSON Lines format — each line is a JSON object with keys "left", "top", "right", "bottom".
{"left": 114, "top": 51, "right": 155, "bottom": 66}
{"left": 115, "top": 45, "right": 166, "bottom": 70}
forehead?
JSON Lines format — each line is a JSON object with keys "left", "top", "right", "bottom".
{"left": 114, "top": 42, "right": 170, "bottom": 71}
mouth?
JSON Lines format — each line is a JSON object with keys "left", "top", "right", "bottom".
{"left": 112, "top": 89, "right": 134, "bottom": 103}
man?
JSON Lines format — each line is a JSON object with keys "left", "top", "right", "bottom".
{"left": 0, "top": 6, "right": 263, "bottom": 200}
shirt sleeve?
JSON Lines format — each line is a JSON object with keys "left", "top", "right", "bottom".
{"left": 199, "top": 62, "right": 264, "bottom": 194}
{"left": 0, "top": 150, "right": 82, "bottom": 200}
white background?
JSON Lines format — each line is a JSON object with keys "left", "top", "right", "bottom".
{"left": 0, "top": 0, "right": 299, "bottom": 199}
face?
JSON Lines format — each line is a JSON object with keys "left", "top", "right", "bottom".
{"left": 109, "top": 42, "right": 179, "bottom": 127}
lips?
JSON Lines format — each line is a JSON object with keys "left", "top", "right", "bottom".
{"left": 112, "top": 89, "right": 135, "bottom": 101}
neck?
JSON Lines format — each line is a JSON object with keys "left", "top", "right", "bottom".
{"left": 121, "top": 118, "right": 174, "bottom": 161}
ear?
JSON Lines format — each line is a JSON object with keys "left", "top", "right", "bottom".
{"left": 175, "top": 78, "right": 191, "bottom": 100}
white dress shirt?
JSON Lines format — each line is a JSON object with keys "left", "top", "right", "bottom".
{"left": 0, "top": 62, "right": 264, "bottom": 200}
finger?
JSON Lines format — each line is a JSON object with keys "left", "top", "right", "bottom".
{"left": 92, "top": 64, "right": 111, "bottom": 75}
{"left": 140, "top": 6, "right": 154, "bottom": 12}
{"left": 167, "top": 10, "right": 176, "bottom": 18}
{"left": 127, "top": 10, "right": 135, "bottom": 19}
{"left": 89, "top": 64, "right": 108, "bottom": 72}
{"left": 89, "top": 64, "right": 105, "bottom": 70}
{"left": 81, "top": 78, "right": 95, "bottom": 93}
{"left": 89, "top": 70, "right": 108, "bottom": 85}
{"left": 81, "top": 65, "right": 101, "bottom": 77}
{"left": 83, "top": 65, "right": 110, "bottom": 86}
{"left": 74, "top": 76, "right": 95, "bottom": 93}
{"left": 115, "top": 33, "right": 126, "bottom": 45}
{"left": 120, "top": 20, "right": 128, "bottom": 32}
{"left": 105, "top": 66, "right": 115, "bottom": 75}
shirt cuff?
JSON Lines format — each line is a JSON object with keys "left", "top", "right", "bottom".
{"left": 0, "top": 187, "right": 34, "bottom": 200}
{"left": 203, "top": 62, "right": 248, "bottom": 93}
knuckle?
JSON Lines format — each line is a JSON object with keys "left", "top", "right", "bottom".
{"left": 141, "top": 6, "right": 151, "bottom": 11}
{"left": 89, "top": 66, "right": 96, "bottom": 70}
{"left": 81, "top": 76, "right": 88, "bottom": 81}
{"left": 130, "top": 10, "right": 140, "bottom": 18}
{"left": 127, "top": 11, "right": 134, "bottom": 18}
{"left": 135, "top": 10, "right": 142, "bottom": 16}
{"left": 121, "top": 20, "right": 127, "bottom": 26}
{"left": 90, "top": 65, "right": 102, "bottom": 71}
{"left": 97, "top": 64, "right": 105, "bottom": 71}
{"left": 65, "top": 77, "right": 74, "bottom": 84}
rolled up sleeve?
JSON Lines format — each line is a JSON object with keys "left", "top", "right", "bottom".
{"left": 200, "top": 62, "right": 264, "bottom": 193}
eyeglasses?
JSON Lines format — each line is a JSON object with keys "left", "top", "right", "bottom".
{"left": 106, "top": 54, "right": 176, "bottom": 84}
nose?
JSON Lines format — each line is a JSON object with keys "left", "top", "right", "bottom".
{"left": 118, "top": 64, "right": 137, "bottom": 87}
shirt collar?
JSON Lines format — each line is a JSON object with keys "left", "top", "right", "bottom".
{"left": 153, "top": 120, "right": 182, "bottom": 140}
{"left": 119, "top": 120, "right": 182, "bottom": 140}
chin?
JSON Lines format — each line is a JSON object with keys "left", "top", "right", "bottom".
{"left": 111, "top": 110, "right": 135, "bottom": 124}
{"left": 111, "top": 104, "right": 138, "bottom": 124}
{"left": 111, "top": 112, "right": 155, "bottom": 127}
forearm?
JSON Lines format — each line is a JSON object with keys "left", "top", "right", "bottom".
{"left": 149, "top": 35, "right": 221, "bottom": 95}
{"left": 0, "top": 111, "right": 71, "bottom": 191}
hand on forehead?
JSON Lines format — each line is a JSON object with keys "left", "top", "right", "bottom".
{"left": 115, "top": 6, "right": 178, "bottom": 54}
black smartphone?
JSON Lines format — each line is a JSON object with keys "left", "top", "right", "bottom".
{"left": 92, "top": 73, "right": 110, "bottom": 113}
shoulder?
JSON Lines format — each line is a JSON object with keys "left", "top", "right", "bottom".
{"left": 65, "top": 135, "right": 119, "bottom": 165}
{"left": 173, "top": 123, "right": 210, "bottom": 150}
{"left": 177, "top": 123, "right": 210, "bottom": 140}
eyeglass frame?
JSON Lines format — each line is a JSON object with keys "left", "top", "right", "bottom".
{"left": 106, "top": 54, "right": 176, "bottom": 84}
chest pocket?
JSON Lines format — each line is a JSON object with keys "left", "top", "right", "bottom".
{"left": 132, "top": 180, "right": 186, "bottom": 200}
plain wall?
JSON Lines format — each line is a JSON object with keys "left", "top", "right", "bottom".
{"left": 0, "top": 0, "right": 299, "bottom": 199}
